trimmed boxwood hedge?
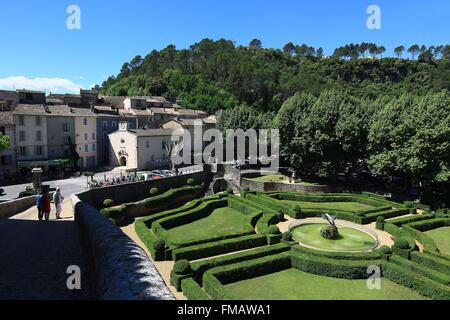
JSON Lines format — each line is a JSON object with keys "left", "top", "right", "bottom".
{"left": 181, "top": 278, "right": 211, "bottom": 300}
{"left": 100, "top": 204, "right": 128, "bottom": 225}
{"left": 143, "top": 185, "right": 203, "bottom": 209}
{"left": 245, "top": 194, "right": 295, "bottom": 217}
{"left": 383, "top": 223, "right": 417, "bottom": 250}
{"left": 256, "top": 213, "right": 283, "bottom": 235}
{"left": 406, "top": 218, "right": 450, "bottom": 232}
{"left": 290, "top": 251, "right": 382, "bottom": 279}
{"left": 172, "top": 234, "right": 268, "bottom": 261}
{"left": 382, "top": 262, "right": 450, "bottom": 300}
{"left": 354, "top": 208, "right": 410, "bottom": 225}
{"left": 227, "top": 196, "right": 263, "bottom": 227}
{"left": 388, "top": 213, "right": 436, "bottom": 227}
{"left": 191, "top": 243, "right": 291, "bottom": 282}
{"left": 389, "top": 256, "right": 450, "bottom": 286}
{"left": 291, "top": 245, "right": 381, "bottom": 261}
{"left": 135, "top": 219, "right": 166, "bottom": 261}
{"left": 410, "top": 252, "right": 450, "bottom": 276}
{"left": 204, "top": 253, "right": 291, "bottom": 289}
{"left": 402, "top": 225, "right": 439, "bottom": 253}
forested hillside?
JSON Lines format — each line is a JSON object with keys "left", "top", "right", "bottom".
{"left": 100, "top": 39, "right": 450, "bottom": 114}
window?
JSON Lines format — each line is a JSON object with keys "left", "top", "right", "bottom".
{"left": 35, "top": 146, "right": 43, "bottom": 156}
{"left": 162, "top": 140, "right": 166, "bottom": 150}
{"left": 35, "top": 116, "right": 41, "bottom": 126}
{"left": 84, "top": 133, "right": 88, "bottom": 141}
{"left": 112, "top": 121, "right": 117, "bottom": 129}
{"left": 18, "top": 115, "right": 24, "bottom": 126}
{"left": 1, "top": 155, "right": 12, "bottom": 165}
{"left": 85, "top": 145, "right": 88, "bottom": 152}
{"left": 19, "top": 131, "right": 25, "bottom": 141}
{"left": 92, "top": 132, "right": 96, "bottom": 140}
{"left": 102, "top": 121, "right": 108, "bottom": 129}
{"left": 146, "top": 141, "right": 150, "bottom": 148}
{"left": 63, "top": 136, "right": 70, "bottom": 144}
{"left": 63, "top": 123, "right": 69, "bottom": 132}
{"left": 83, "top": 118, "right": 87, "bottom": 126}
{"left": 19, "top": 146, "right": 27, "bottom": 157}
{"left": 36, "top": 131, "right": 42, "bottom": 141}
{"left": 92, "top": 144, "right": 96, "bottom": 151}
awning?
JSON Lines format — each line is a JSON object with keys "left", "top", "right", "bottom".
{"left": 17, "top": 159, "right": 63, "bottom": 168}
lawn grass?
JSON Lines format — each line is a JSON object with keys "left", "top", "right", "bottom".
{"left": 224, "top": 268, "right": 426, "bottom": 300}
{"left": 249, "top": 174, "right": 290, "bottom": 183}
{"left": 424, "top": 227, "right": 450, "bottom": 255}
{"left": 291, "top": 224, "right": 378, "bottom": 252}
{"left": 247, "top": 174, "right": 321, "bottom": 186}
{"left": 164, "top": 207, "right": 254, "bottom": 245}
{"left": 282, "top": 200, "right": 373, "bottom": 212}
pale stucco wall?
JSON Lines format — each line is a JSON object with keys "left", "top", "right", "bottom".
{"left": 74, "top": 116, "right": 97, "bottom": 168}
{"left": 109, "top": 131, "right": 138, "bottom": 168}
{"left": 15, "top": 114, "right": 48, "bottom": 160}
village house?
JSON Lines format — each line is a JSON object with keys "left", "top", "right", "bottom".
{"left": 108, "top": 123, "right": 182, "bottom": 170}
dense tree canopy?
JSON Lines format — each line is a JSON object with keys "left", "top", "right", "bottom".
{"left": 101, "top": 39, "right": 450, "bottom": 114}
{"left": 101, "top": 39, "right": 450, "bottom": 186}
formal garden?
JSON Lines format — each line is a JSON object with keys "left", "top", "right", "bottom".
{"left": 116, "top": 182, "right": 450, "bottom": 300}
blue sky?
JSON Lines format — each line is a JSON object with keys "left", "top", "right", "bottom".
{"left": 0, "top": 0, "right": 449, "bottom": 93}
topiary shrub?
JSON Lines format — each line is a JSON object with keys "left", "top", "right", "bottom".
{"left": 266, "top": 225, "right": 281, "bottom": 235}
{"left": 187, "top": 178, "right": 195, "bottom": 186}
{"left": 282, "top": 231, "right": 293, "bottom": 241}
{"left": 150, "top": 187, "right": 160, "bottom": 196}
{"left": 138, "top": 175, "right": 145, "bottom": 181}
{"left": 103, "top": 199, "right": 114, "bottom": 208}
{"left": 378, "top": 245, "right": 392, "bottom": 255}
{"left": 173, "top": 259, "right": 193, "bottom": 275}
{"left": 394, "top": 238, "right": 410, "bottom": 250}
{"left": 292, "top": 205, "right": 302, "bottom": 219}
{"left": 152, "top": 238, "right": 166, "bottom": 252}
{"left": 376, "top": 216, "right": 385, "bottom": 230}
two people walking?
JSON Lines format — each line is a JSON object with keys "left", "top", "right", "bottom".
{"left": 36, "top": 187, "right": 64, "bottom": 221}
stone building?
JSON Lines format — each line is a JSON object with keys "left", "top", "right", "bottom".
{"left": 0, "top": 111, "right": 16, "bottom": 181}
{"left": 108, "top": 123, "right": 181, "bottom": 170}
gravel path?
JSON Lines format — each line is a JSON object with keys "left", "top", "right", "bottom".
{"left": 0, "top": 200, "right": 95, "bottom": 300}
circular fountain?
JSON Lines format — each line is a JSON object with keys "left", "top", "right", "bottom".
{"left": 289, "top": 216, "right": 379, "bottom": 253}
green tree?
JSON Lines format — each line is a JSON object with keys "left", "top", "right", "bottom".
{"left": 249, "top": 39, "right": 262, "bottom": 48}
{"left": 394, "top": 46, "right": 405, "bottom": 58}
{"left": 408, "top": 44, "right": 420, "bottom": 60}
{"left": 0, "top": 133, "right": 10, "bottom": 154}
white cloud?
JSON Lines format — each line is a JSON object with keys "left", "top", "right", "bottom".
{"left": 0, "top": 76, "right": 82, "bottom": 93}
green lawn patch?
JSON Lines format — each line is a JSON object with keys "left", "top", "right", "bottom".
{"left": 282, "top": 200, "right": 373, "bottom": 212}
{"left": 424, "top": 227, "right": 450, "bottom": 255}
{"left": 164, "top": 207, "right": 254, "bottom": 245}
{"left": 248, "top": 174, "right": 289, "bottom": 183}
{"left": 291, "top": 224, "right": 378, "bottom": 252}
{"left": 224, "top": 268, "right": 425, "bottom": 300}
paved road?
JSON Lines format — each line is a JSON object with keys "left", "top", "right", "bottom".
{"left": 0, "top": 200, "right": 95, "bottom": 300}
{"left": 0, "top": 170, "right": 122, "bottom": 201}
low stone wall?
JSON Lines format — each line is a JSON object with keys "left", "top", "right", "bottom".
{"left": 77, "top": 171, "right": 205, "bottom": 209}
{"left": 241, "top": 178, "right": 333, "bottom": 193}
{"left": 0, "top": 193, "right": 54, "bottom": 219}
{"left": 72, "top": 195, "right": 174, "bottom": 300}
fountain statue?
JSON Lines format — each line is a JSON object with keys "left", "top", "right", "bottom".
{"left": 320, "top": 213, "right": 339, "bottom": 239}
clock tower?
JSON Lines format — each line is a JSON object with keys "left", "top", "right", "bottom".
{"left": 119, "top": 122, "right": 128, "bottom": 131}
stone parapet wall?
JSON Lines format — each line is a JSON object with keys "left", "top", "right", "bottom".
{"left": 72, "top": 195, "right": 174, "bottom": 300}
